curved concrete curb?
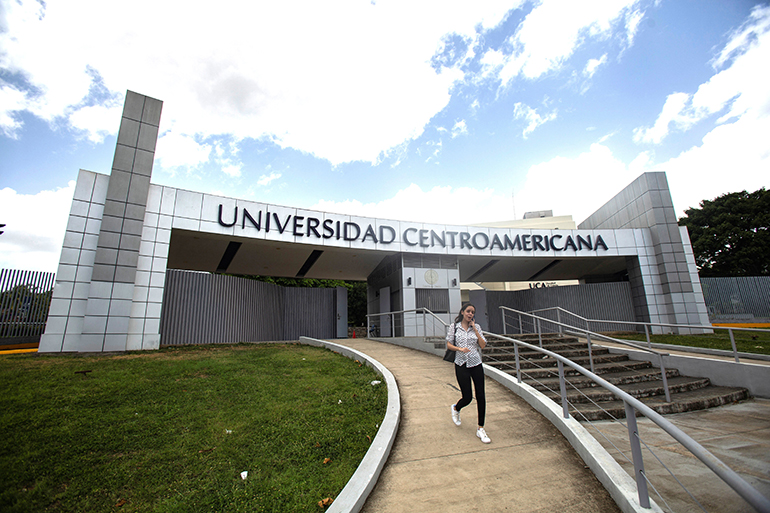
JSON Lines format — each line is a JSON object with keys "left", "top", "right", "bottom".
{"left": 299, "top": 337, "right": 400, "bottom": 513}
{"left": 483, "top": 365, "right": 663, "bottom": 513}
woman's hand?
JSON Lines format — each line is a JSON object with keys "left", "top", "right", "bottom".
{"left": 460, "top": 347, "right": 471, "bottom": 353}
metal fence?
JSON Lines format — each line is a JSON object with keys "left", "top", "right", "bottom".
{"left": 701, "top": 276, "right": 770, "bottom": 321}
{"left": 485, "top": 282, "right": 636, "bottom": 334}
{"left": 160, "top": 270, "right": 340, "bottom": 346}
{"left": 0, "top": 269, "right": 56, "bottom": 346}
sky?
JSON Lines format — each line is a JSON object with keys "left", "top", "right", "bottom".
{"left": 1, "top": 0, "right": 769, "bottom": 272}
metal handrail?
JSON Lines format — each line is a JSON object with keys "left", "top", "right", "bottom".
{"left": 366, "top": 308, "right": 448, "bottom": 338}
{"left": 500, "top": 305, "right": 674, "bottom": 402}
{"left": 484, "top": 329, "right": 770, "bottom": 513}
{"left": 527, "top": 306, "right": 770, "bottom": 363}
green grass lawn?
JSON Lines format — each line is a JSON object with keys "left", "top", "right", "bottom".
{"left": 0, "top": 343, "right": 387, "bottom": 512}
{"left": 611, "top": 329, "right": 770, "bottom": 356}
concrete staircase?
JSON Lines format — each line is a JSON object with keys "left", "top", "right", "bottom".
{"left": 440, "top": 333, "right": 751, "bottom": 421}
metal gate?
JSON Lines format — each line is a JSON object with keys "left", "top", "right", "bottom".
{"left": 1, "top": 269, "right": 56, "bottom": 348}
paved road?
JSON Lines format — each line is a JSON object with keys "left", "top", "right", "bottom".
{"left": 341, "top": 339, "right": 620, "bottom": 513}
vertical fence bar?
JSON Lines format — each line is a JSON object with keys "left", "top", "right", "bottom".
{"left": 518, "top": 313, "right": 522, "bottom": 335}
{"left": 557, "top": 309, "right": 562, "bottom": 335}
{"left": 624, "top": 401, "right": 651, "bottom": 509}
{"left": 728, "top": 328, "right": 740, "bottom": 363}
{"left": 0, "top": 270, "right": 11, "bottom": 337}
{"left": 644, "top": 324, "right": 651, "bottom": 349}
{"left": 586, "top": 332, "right": 595, "bottom": 374}
{"left": 557, "top": 360, "right": 569, "bottom": 419}
{"left": 391, "top": 313, "right": 395, "bottom": 338}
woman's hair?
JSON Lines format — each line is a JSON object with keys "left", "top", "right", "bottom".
{"left": 454, "top": 303, "right": 475, "bottom": 324}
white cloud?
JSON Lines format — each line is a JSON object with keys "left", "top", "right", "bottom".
{"left": 68, "top": 101, "right": 123, "bottom": 143}
{"left": 451, "top": 120, "right": 468, "bottom": 138}
{"left": 257, "top": 172, "right": 282, "bottom": 187}
{"left": 515, "top": 143, "right": 643, "bottom": 223}
{"left": 221, "top": 163, "right": 242, "bottom": 178}
{"left": 312, "top": 183, "right": 514, "bottom": 225}
{"left": 0, "top": 84, "right": 27, "bottom": 138}
{"left": 624, "top": 9, "right": 645, "bottom": 48}
{"left": 513, "top": 102, "right": 557, "bottom": 138}
{"left": 0, "top": 183, "right": 75, "bottom": 272}
{"left": 483, "top": 0, "right": 642, "bottom": 85}
{"left": 583, "top": 54, "right": 607, "bottom": 79}
{"left": 634, "top": 6, "right": 770, "bottom": 144}
{"left": 0, "top": 0, "right": 517, "bottom": 166}
{"left": 659, "top": 112, "right": 770, "bottom": 216}
{"left": 632, "top": 92, "right": 692, "bottom": 144}
{"left": 154, "top": 132, "right": 212, "bottom": 171}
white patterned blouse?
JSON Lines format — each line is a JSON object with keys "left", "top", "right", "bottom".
{"left": 446, "top": 322, "right": 486, "bottom": 368}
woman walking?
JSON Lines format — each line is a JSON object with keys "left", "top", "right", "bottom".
{"left": 446, "top": 303, "right": 491, "bottom": 443}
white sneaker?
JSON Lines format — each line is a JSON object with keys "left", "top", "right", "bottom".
{"left": 451, "top": 405, "right": 461, "bottom": 426}
{"left": 477, "top": 427, "right": 491, "bottom": 443}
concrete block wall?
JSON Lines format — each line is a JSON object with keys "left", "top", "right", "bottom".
{"left": 579, "top": 172, "right": 710, "bottom": 332}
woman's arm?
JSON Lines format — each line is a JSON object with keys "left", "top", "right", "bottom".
{"left": 447, "top": 340, "right": 470, "bottom": 353}
{"left": 446, "top": 324, "right": 470, "bottom": 353}
{"left": 471, "top": 322, "right": 486, "bottom": 349}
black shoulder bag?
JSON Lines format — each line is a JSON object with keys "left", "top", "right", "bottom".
{"left": 443, "top": 323, "right": 457, "bottom": 362}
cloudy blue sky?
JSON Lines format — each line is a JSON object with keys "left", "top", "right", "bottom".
{"left": 1, "top": 0, "right": 769, "bottom": 272}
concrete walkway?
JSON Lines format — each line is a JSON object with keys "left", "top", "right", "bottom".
{"left": 591, "top": 398, "right": 770, "bottom": 513}
{"left": 340, "top": 338, "right": 620, "bottom": 513}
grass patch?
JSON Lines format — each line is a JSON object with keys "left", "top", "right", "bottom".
{"left": 0, "top": 343, "right": 387, "bottom": 512}
{"left": 611, "top": 329, "right": 770, "bottom": 356}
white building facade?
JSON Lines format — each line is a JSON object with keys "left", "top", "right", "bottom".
{"left": 40, "top": 92, "right": 710, "bottom": 352}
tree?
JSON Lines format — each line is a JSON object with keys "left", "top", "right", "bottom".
{"left": 678, "top": 187, "right": 769, "bottom": 277}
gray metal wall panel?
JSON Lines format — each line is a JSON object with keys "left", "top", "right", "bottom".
{"left": 701, "top": 276, "right": 770, "bottom": 320}
{"left": 160, "top": 271, "right": 336, "bottom": 346}
{"left": 486, "top": 282, "right": 636, "bottom": 334}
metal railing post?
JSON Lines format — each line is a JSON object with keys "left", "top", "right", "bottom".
{"left": 624, "top": 401, "right": 651, "bottom": 509}
{"left": 586, "top": 333, "right": 595, "bottom": 374}
{"left": 422, "top": 310, "right": 426, "bottom": 338}
{"left": 502, "top": 309, "right": 507, "bottom": 335}
{"left": 658, "top": 354, "right": 671, "bottom": 403}
{"left": 537, "top": 318, "right": 543, "bottom": 348}
{"left": 366, "top": 317, "right": 370, "bottom": 339}
{"left": 729, "top": 328, "right": 740, "bottom": 363}
{"left": 557, "top": 360, "right": 569, "bottom": 419}
{"left": 557, "top": 309, "right": 562, "bottom": 335}
{"left": 391, "top": 313, "right": 395, "bottom": 338}
{"left": 518, "top": 313, "right": 523, "bottom": 335}
{"left": 514, "top": 343, "right": 522, "bottom": 384}
{"left": 644, "top": 324, "right": 651, "bottom": 349}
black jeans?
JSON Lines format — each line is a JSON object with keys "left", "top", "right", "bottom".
{"left": 454, "top": 363, "right": 486, "bottom": 427}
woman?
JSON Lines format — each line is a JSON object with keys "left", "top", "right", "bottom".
{"left": 446, "top": 303, "right": 491, "bottom": 443}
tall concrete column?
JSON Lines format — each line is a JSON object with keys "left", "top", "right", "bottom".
{"left": 81, "top": 92, "right": 163, "bottom": 351}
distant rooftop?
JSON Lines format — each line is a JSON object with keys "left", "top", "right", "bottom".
{"left": 472, "top": 212, "right": 576, "bottom": 230}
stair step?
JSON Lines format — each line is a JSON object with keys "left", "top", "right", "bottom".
{"left": 482, "top": 329, "right": 751, "bottom": 420}
{"left": 485, "top": 353, "right": 629, "bottom": 369}
{"left": 569, "top": 387, "right": 752, "bottom": 421}
{"left": 540, "top": 376, "right": 712, "bottom": 404}
{"left": 488, "top": 359, "right": 654, "bottom": 379}
{"left": 484, "top": 347, "right": 610, "bottom": 360}
{"left": 524, "top": 368, "right": 681, "bottom": 392}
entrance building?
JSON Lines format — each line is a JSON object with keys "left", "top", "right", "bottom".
{"left": 40, "top": 92, "right": 710, "bottom": 352}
